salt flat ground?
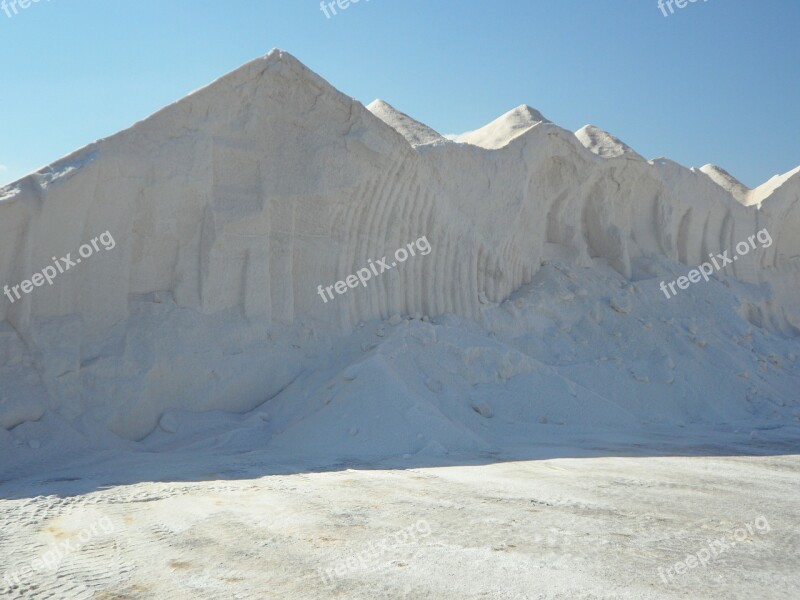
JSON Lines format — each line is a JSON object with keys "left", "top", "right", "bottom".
{"left": 1, "top": 438, "right": 798, "bottom": 600}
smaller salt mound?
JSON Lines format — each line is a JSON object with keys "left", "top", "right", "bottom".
{"left": 366, "top": 99, "right": 445, "bottom": 147}
{"left": 575, "top": 125, "right": 643, "bottom": 160}
{"left": 702, "top": 164, "right": 800, "bottom": 208}
{"left": 749, "top": 165, "right": 800, "bottom": 207}
{"left": 455, "top": 105, "right": 550, "bottom": 149}
{"left": 700, "top": 164, "right": 750, "bottom": 205}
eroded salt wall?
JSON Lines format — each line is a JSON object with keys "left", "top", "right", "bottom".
{"left": 0, "top": 50, "right": 798, "bottom": 438}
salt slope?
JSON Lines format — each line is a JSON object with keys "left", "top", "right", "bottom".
{"left": 233, "top": 259, "right": 800, "bottom": 462}
{"left": 366, "top": 100, "right": 444, "bottom": 147}
{"left": 4, "top": 258, "right": 799, "bottom": 477}
{"left": 0, "top": 49, "right": 799, "bottom": 441}
{"left": 699, "top": 164, "right": 750, "bottom": 205}
{"left": 575, "top": 125, "right": 644, "bottom": 161}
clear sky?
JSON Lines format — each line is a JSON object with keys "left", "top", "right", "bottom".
{"left": 1, "top": 0, "right": 798, "bottom": 188}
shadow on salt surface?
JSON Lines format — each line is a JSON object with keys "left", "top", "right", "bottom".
{"left": 2, "top": 420, "right": 799, "bottom": 502}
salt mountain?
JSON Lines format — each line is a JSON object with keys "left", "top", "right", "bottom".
{"left": 1, "top": 50, "right": 799, "bottom": 451}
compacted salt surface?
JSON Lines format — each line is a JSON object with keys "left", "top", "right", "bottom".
{"left": 1, "top": 437, "right": 798, "bottom": 599}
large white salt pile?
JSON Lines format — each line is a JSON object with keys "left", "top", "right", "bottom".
{"left": 0, "top": 49, "right": 798, "bottom": 454}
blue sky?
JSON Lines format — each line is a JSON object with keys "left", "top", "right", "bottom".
{"left": 1, "top": 0, "right": 798, "bottom": 187}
